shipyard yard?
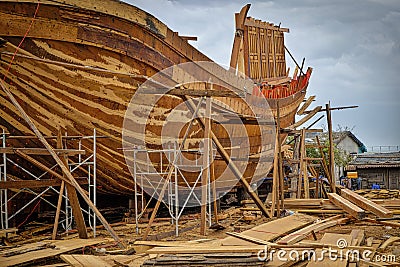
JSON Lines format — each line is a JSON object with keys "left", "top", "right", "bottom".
{"left": 1, "top": 0, "right": 400, "bottom": 266}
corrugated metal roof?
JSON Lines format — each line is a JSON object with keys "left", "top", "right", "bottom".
{"left": 346, "top": 152, "right": 400, "bottom": 169}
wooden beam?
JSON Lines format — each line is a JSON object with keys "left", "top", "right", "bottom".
{"left": 277, "top": 101, "right": 285, "bottom": 212}
{"left": 340, "top": 189, "right": 393, "bottom": 218}
{"left": 288, "top": 106, "right": 322, "bottom": 130}
{"left": 144, "top": 87, "right": 244, "bottom": 98}
{"left": 146, "top": 245, "right": 266, "bottom": 254}
{"left": 200, "top": 96, "right": 211, "bottom": 235}
{"left": 183, "top": 95, "right": 271, "bottom": 218}
{"left": 328, "top": 193, "right": 365, "bottom": 219}
{"left": 297, "top": 96, "right": 316, "bottom": 115}
{"left": 0, "top": 80, "right": 124, "bottom": 247}
{"left": 326, "top": 102, "right": 336, "bottom": 192}
{"left": 0, "top": 148, "right": 85, "bottom": 156}
{"left": 0, "top": 179, "right": 87, "bottom": 189}
{"left": 302, "top": 105, "right": 359, "bottom": 114}
{"left": 230, "top": 4, "right": 251, "bottom": 69}
{"left": 277, "top": 215, "right": 347, "bottom": 245}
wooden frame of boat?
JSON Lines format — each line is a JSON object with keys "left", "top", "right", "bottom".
{"left": 0, "top": 1, "right": 312, "bottom": 196}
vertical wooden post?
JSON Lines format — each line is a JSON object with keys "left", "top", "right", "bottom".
{"left": 276, "top": 101, "right": 284, "bottom": 211}
{"left": 301, "top": 128, "right": 310, "bottom": 198}
{"left": 326, "top": 102, "right": 336, "bottom": 193}
{"left": 183, "top": 96, "right": 271, "bottom": 218}
{"left": 52, "top": 129, "right": 66, "bottom": 240}
{"left": 200, "top": 96, "right": 211, "bottom": 235}
{"left": 297, "top": 129, "right": 305, "bottom": 198}
{"left": 57, "top": 130, "right": 88, "bottom": 238}
{"left": 290, "top": 136, "right": 300, "bottom": 198}
{"left": 0, "top": 81, "right": 125, "bottom": 246}
{"left": 271, "top": 145, "right": 278, "bottom": 217}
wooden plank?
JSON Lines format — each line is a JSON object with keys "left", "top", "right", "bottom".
{"left": 60, "top": 254, "right": 112, "bottom": 267}
{"left": 0, "top": 147, "right": 85, "bottom": 155}
{"left": 277, "top": 215, "right": 346, "bottom": 245}
{"left": 340, "top": 189, "right": 393, "bottom": 218}
{"left": 225, "top": 232, "right": 272, "bottom": 245}
{"left": 377, "top": 236, "right": 400, "bottom": 252}
{"left": 230, "top": 4, "right": 250, "bottom": 69}
{"left": 328, "top": 193, "right": 365, "bottom": 219}
{"left": 289, "top": 106, "right": 322, "bottom": 130}
{"left": 0, "top": 178, "right": 87, "bottom": 189}
{"left": 306, "top": 233, "right": 352, "bottom": 267}
{"left": 146, "top": 245, "right": 266, "bottom": 254}
{"left": 326, "top": 102, "right": 336, "bottom": 192}
{"left": 0, "top": 239, "right": 105, "bottom": 266}
{"left": 200, "top": 96, "right": 211, "bottom": 235}
{"left": 297, "top": 96, "right": 316, "bottom": 115}
{"left": 221, "top": 214, "right": 316, "bottom": 246}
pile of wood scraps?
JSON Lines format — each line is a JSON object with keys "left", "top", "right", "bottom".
{"left": 355, "top": 189, "right": 400, "bottom": 200}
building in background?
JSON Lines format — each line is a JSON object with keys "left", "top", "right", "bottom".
{"left": 346, "top": 152, "right": 400, "bottom": 189}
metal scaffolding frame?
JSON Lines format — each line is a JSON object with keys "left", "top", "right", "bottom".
{"left": 131, "top": 142, "right": 212, "bottom": 236}
{"left": 0, "top": 129, "right": 97, "bottom": 235}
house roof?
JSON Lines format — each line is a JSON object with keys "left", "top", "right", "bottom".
{"left": 306, "top": 131, "right": 366, "bottom": 150}
{"left": 346, "top": 152, "right": 400, "bottom": 170}
{"left": 334, "top": 131, "right": 365, "bottom": 148}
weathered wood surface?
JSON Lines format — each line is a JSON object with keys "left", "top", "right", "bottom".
{"left": 0, "top": 238, "right": 105, "bottom": 267}
{"left": 221, "top": 214, "right": 316, "bottom": 246}
{"left": 328, "top": 193, "right": 365, "bottom": 219}
{"left": 340, "top": 188, "right": 393, "bottom": 218}
{"left": 60, "top": 254, "right": 112, "bottom": 267}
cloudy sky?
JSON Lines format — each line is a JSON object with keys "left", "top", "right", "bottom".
{"left": 125, "top": 0, "right": 400, "bottom": 150}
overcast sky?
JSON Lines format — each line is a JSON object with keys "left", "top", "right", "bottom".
{"left": 125, "top": 0, "right": 400, "bottom": 150}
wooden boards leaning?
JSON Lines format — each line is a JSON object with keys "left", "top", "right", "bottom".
{"left": 328, "top": 193, "right": 365, "bottom": 219}
{"left": 340, "top": 189, "right": 393, "bottom": 218}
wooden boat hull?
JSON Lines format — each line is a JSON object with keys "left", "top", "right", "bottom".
{"left": 0, "top": 0, "right": 311, "bottom": 196}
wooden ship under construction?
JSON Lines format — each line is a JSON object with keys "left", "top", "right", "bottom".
{"left": 0, "top": 1, "right": 312, "bottom": 197}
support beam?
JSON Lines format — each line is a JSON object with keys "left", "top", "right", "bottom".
{"left": 200, "top": 96, "right": 211, "bottom": 235}
{"left": 14, "top": 150, "right": 87, "bottom": 195}
{"left": 328, "top": 193, "right": 365, "bottom": 219}
{"left": 340, "top": 189, "right": 393, "bottom": 218}
{"left": 289, "top": 106, "right": 322, "bottom": 130}
{"left": 297, "top": 96, "right": 316, "bottom": 115}
{"left": 326, "top": 102, "right": 336, "bottom": 192}
{"left": 0, "top": 80, "right": 124, "bottom": 247}
{"left": 183, "top": 95, "right": 271, "bottom": 218}
{"left": 0, "top": 148, "right": 85, "bottom": 156}
{"left": 0, "top": 179, "right": 87, "bottom": 189}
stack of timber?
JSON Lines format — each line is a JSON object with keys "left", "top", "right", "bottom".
{"left": 355, "top": 189, "right": 400, "bottom": 199}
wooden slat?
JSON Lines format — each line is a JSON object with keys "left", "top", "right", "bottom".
{"left": 289, "top": 106, "right": 322, "bottom": 130}
{"left": 0, "top": 147, "right": 85, "bottom": 155}
{"left": 328, "top": 193, "right": 365, "bottom": 219}
{"left": 0, "top": 178, "right": 87, "bottom": 189}
{"left": 60, "top": 254, "right": 112, "bottom": 267}
{"left": 146, "top": 245, "right": 266, "bottom": 254}
{"left": 221, "top": 214, "right": 316, "bottom": 246}
{"left": 277, "top": 215, "right": 347, "bottom": 245}
{"left": 297, "top": 96, "right": 316, "bottom": 115}
{"left": 340, "top": 189, "right": 393, "bottom": 218}
{"left": 0, "top": 239, "right": 105, "bottom": 266}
